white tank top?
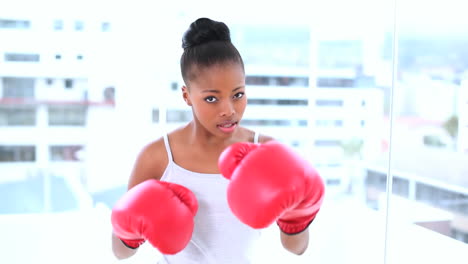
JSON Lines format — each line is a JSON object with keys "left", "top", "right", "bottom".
{"left": 158, "top": 132, "right": 261, "bottom": 264}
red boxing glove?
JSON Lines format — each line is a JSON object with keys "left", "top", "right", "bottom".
{"left": 111, "top": 179, "right": 198, "bottom": 254}
{"left": 218, "top": 141, "right": 325, "bottom": 234}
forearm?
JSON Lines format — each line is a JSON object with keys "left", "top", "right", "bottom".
{"left": 280, "top": 228, "right": 309, "bottom": 255}
{"left": 112, "top": 232, "right": 138, "bottom": 260}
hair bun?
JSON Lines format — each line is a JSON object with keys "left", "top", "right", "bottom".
{"left": 182, "top": 18, "right": 231, "bottom": 49}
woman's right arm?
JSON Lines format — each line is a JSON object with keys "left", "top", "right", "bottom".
{"left": 112, "top": 232, "right": 138, "bottom": 260}
{"left": 111, "top": 140, "right": 167, "bottom": 260}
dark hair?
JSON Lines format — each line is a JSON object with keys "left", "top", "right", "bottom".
{"left": 181, "top": 18, "right": 244, "bottom": 83}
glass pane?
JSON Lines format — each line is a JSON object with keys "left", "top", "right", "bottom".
{"left": 0, "top": 146, "right": 35, "bottom": 162}
{"left": 0, "top": 2, "right": 394, "bottom": 263}
{"left": 2, "top": 77, "right": 35, "bottom": 98}
{"left": 0, "top": 2, "right": 115, "bottom": 262}
{"left": 5, "top": 1, "right": 467, "bottom": 263}
{"left": 0, "top": 2, "right": 395, "bottom": 263}
{"left": 385, "top": 0, "right": 468, "bottom": 262}
{"left": 49, "top": 145, "right": 83, "bottom": 161}
{"left": 302, "top": 1, "right": 394, "bottom": 262}
{"left": 48, "top": 105, "right": 87, "bottom": 126}
{"left": 0, "top": 106, "right": 36, "bottom": 126}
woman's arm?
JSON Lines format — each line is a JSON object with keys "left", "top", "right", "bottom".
{"left": 280, "top": 229, "right": 309, "bottom": 255}
{"left": 112, "top": 232, "right": 138, "bottom": 259}
{"left": 111, "top": 139, "right": 168, "bottom": 259}
{"left": 256, "top": 134, "right": 312, "bottom": 255}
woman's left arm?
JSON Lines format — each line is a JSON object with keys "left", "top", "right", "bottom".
{"left": 280, "top": 229, "right": 309, "bottom": 255}
{"left": 257, "top": 134, "right": 314, "bottom": 255}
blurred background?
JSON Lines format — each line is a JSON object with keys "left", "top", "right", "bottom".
{"left": 1, "top": 0, "right": 467, "bottom": 263}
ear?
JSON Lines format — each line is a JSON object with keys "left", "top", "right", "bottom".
{"left": 182, "top": 85, "right": 192, "bottom": 106}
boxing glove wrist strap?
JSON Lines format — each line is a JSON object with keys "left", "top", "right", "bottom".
{"left": 120, "top": 238, "right": 145, "bottom": 249}
{"left": 277, "top": 214, "right": 317, "bottom": 235}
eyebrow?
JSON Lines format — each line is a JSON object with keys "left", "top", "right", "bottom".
{"left": 202, "top": 86, "right": 244, "bottom": 93}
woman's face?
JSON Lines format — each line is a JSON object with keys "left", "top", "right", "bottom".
{"left": 183, "top": 62, "right": 246, "bottom": 137}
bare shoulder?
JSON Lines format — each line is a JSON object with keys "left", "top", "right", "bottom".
{"left": 239, "top": 126, "right": 275, "bottom": 144}
{"left": 127, "top": 136, "right": 169, "bottom": 190}
{"left": 258, "top": 134, "right": 275, "bottom": 144}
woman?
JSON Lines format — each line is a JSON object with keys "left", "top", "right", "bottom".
{"left": 110, "top": 17, "right": 324, "bottom": 263}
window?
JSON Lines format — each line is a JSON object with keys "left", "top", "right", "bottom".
{"left": 246, "top": 75, "right": 309, "bottom": 87}
{"left": 241, "top": 119, "right": 302, "bottom": 126}
{"left": 298, "top": 120, "right": 308, "bottom": 126}
{"left": 314, "top": 140, "right": 341, "bottom": 147}
{"left": 245, "top": 76, "right": 269, "bottom": 85}
{"left": 101, "top": 22, "right": 111, "bottom": 32}
{"left": 55, "top": 54, "right": 62, "bottom": 60}
{"left": 316, "top": 119, "right": 343, "bottom": 127}
{"left": 327, "top": 179, "right": 341, "bottom": 185}
{"left": 247, "top": 99, "right": 307, "bottom": 106}
{"left": 166, "top": 110, "right": 192, "bottom": 122}
{"left": 0, "top": 19, "right": 30, "bottom": 29}
{"left": 317, "top": 77, "right": 355, "bottom": 88}
{"left": 49, "top": 145, "right": 83, "bottom": 161}
{"left": 4, "top": 53, "right": 40, "bottom": 62}
{"left": 452, "top": 229, "right": 468, "bottom": 243}
{"left": 152, "top": 108, "right": 159, "bottom": 123}
{"left": 365, "top": 170, "right": 390, "bottom": 192}
{"left": 171, "top": 82, "right": 178, "bottom": 91}
{"left": 103, "top": 87, "right": 115, "bottom": 101}
{"left": 315, "top": 99, "right": 343, "bottom": 107}
{"left": 0, "top": 146, "right": 35, "bottom": 162}
{"left": 64, "top": 79, "right": 73, "bottom": 89}
{"left": 48, "top": 105, "right": 87, "bottom": 126}
{"left": 74, "top": 20, "right": 84, "bottom": 31}
{"left": 423, "top": 134, "right": 448, "bottom": 148}
{"left": 415, "top": 183, "right": 467, "bottom": 213}
{"left": 2, "top": 77, "right": 35, "bottom": 98}
{"left": 0, "top": 106, "right": 36, "bottom": 126}
{"left": 392, "top": 176, "right": 410, "bottom": 198}
{"left": 53, "top": 20, "right": 63, "bottom": 30}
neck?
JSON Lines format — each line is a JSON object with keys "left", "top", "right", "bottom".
{"left": 185, "top": 121, "right": 239, "bottom": 149}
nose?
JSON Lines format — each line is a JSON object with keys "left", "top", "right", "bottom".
{"left": 219, "top": 101, "right": 235, "bottom": 117}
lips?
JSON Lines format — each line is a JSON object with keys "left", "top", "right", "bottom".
{"left": 217, "top": 121, "right": 238, "bottom": 133}
{"left": 217, "top": 120, "right": 237, "bottom": 127}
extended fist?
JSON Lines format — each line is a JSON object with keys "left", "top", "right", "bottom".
{"left": 111, "top": 179, "right": 198, "bottom": 254}
{"left": 218, "top": 141, "right": 325, "bottom": 234}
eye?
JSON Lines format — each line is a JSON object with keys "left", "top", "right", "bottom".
{"left": 204, "top": 96, "right": 218, "bottom": 103}
{"left": 233, "top": 92, "right": 245, "bottom": 99}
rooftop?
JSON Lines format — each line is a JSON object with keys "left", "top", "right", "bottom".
{"left": 367, "top": 146, "right": 468, "bottom": 193}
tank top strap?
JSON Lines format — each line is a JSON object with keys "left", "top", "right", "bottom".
{"left": 253, "top": 131, "right": 259, "bottom": 144}
{"left": 164, "top": 132, "right": 258, "bottom": 162}
{"left": 163, "top": 134, "right": 173, "bottom": 162}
